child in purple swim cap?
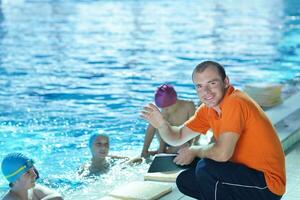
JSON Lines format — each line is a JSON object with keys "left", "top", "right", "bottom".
{"left": 141, "top": 84, "right": 196, "bottom": 158}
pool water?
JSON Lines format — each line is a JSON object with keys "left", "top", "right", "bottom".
{"left": 0, "top": 0, "right": 300, "bottom": 199}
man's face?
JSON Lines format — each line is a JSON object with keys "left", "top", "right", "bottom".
{"left": 92, "top": 136, "right": 109, "bottom": 159}
{"left": 15, "top": 167, "right": 37, "bottom": 190}
{"left": 193, "top": 66, "right": 229, "bottom": 109}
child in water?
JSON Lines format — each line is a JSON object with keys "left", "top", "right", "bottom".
{"left": 78, "top": 133, "right": 142, "bottom": 176}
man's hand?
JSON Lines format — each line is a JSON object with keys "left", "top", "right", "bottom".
{"left": 140, "top": 103, "right": 166, "bottom": 129}
{"left": 173, "top": 146, "right": 197, "bottom": 165}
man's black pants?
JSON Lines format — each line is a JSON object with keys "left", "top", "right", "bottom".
{"left": 176, "top": 159, "right": 282, "bottom": 200}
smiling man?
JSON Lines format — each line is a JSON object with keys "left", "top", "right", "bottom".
{"left": 141, "top": 61, "right": 286, "bottom": 199}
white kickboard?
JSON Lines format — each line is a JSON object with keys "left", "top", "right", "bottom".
{"left": 109, "top": 181, "right": 172, "bottom": 200}
{"left": 144, "top": 170, "right": 182, "bottom": 182}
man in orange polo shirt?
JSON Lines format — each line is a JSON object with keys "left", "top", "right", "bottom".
{"left": 141, "top": 61, "right": 285, "bottom": 199}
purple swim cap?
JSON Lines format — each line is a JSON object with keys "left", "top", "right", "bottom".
{"left": 154, "top": 84, "right": 177, "bottom": 108}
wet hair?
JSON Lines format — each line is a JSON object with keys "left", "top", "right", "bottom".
{"left": 192, "top": 61, "right": 227, "bottom": 81}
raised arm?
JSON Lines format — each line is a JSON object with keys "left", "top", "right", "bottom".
{"left": 141, "top": 103, "right": 198, "bottom": 146}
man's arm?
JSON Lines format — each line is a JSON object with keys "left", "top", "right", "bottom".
{"left": 174, "top": 131, "right": 240, "bottom": 165}
{"left": 195, "top": 132, "right": 239, "bottom": 161}
{"left": 141, "top": 103, "right": 198, "bottom": 146}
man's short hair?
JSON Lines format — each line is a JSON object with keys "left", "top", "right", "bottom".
{"left": 193, "top": 61, "right": 227, "bottom": 81}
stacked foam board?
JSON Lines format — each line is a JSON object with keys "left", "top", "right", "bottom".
{"left": 244, "top": 83, "right": 282, "bottom": 108}
{"left": 106, "top": 181, "right": 172, "bottom": 200}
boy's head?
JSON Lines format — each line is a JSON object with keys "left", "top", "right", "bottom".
{"left": 89, "top": 133, "right": 109, "bottom": 158}
{"left": 1, "top": 153, "right": 38, "bottom": 188}
{"left": 154, "top": 84, "right": 177, "bottom": 108}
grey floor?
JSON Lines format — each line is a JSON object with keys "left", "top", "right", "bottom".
{"left": 282, "top": 141, "right": 300, "bottom": 200}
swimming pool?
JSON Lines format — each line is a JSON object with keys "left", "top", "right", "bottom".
{"left": 0, "top": 0, "right": 299, "bottom": 199}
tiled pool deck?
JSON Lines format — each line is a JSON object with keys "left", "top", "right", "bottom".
{"left": 282, "top": 141, "right": 300, "bottom": 200}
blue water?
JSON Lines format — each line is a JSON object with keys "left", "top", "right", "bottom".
{"left": 0, "top": 0, "right": 300, "bottom": 199}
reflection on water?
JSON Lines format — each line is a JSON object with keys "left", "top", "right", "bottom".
{"left": 0, "top": 0, "right": 300, "bottom": 199}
